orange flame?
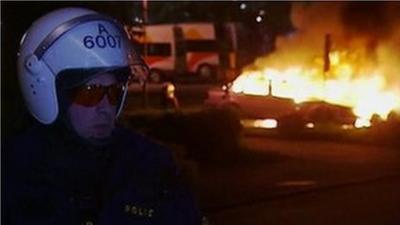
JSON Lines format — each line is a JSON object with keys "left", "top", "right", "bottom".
{"left": 232, "top": 50, "right": 400, "bottom": 127}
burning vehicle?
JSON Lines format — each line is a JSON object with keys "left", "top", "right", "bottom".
{"left": 205, "top": 84, "right": 297, "bottom": 120}
{"left": 206, "top": 2, "right": 400, "bottom": 129}
{"left": 205, "top": 81, "right": 358, "bottom": 130}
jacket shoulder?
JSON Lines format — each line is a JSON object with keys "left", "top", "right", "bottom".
{"left": 4, "top": 125, "right": 50, "bottom": 171}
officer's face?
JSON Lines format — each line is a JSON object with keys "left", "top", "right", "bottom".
{"left": 67, "top": 73, "right": 119, "bottom": 141}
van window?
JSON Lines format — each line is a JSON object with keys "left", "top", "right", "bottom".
{"left": 185, "top": 40, "right": 217, "bottom": 52}
{"left": 137, "top": 43, "right": 172, "bottom": 56}
{"left": 148, "top": 43, "right": 172, "bottom": 56}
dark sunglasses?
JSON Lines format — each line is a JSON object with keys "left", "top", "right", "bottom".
{"left": 69, "top": 83, "right": 126, "bottom": 107}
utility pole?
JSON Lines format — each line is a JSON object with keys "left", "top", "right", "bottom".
{"left": 323, "top": 33, "right": 331, "bottom": 100}
{"left": 268, "top": 79, "right": 272, "bottom": 96}
{"left": 323, "top": 34, "right": 331, "bottom": 76}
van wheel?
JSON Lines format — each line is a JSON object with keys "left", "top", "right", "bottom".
{"left": 197, "top": 64, "right": 214, "bottom": 81}
{"left": 149, "top": 70, "right": 163, "bottom": 83}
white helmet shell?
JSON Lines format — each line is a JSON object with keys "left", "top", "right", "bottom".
{"left": 18, "top": 7, "right": 141, "bottom": 124}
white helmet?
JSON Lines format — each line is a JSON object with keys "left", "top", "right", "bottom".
{"left": 17, "top": 7, "right": 146, "bottom": 124}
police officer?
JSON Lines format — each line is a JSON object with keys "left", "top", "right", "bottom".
{"left": 4, "top": 7, "right": 201, "bottom": 225}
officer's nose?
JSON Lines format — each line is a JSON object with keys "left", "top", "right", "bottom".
{"left": 96, "top": 94, "right": 115, "bottom": 115}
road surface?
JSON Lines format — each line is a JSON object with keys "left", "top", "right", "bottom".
{"left": 197, "top": 137, "right": 400, "bottom": 225}
{"left": 209, "top": 177, "right": 400, "bottom": 225}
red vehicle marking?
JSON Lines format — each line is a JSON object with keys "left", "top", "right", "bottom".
{"left": 187, "top": 52, "right": 217, "bottom": 72}
{"left": 144, "top": 56, "right": 169, "bottom": 66}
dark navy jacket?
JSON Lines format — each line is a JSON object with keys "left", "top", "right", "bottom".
{"left": 3, "top": 125, "right": 201, "bottom": 225}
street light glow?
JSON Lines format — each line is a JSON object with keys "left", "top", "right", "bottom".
{"left": 256, "top": 16, "right": 263, "bottom": 23}
{"left": 240, "top": 3, "right": 247, "bottom": 10}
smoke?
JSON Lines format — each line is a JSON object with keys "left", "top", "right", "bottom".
{"left": 342, "top": 2, "right": 392, "bottom": 41}
{"left": 250, "top": 2, "right": 400, "bottom": 92}
{"left": 372, "top": 2, "right": 400, "bottom": 91}
{"left": 253, "top": 2, "right": 345, "bottom": 70}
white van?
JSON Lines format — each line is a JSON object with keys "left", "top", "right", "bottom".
{"left": 126, "top": 23, "right": 237, "bottom": 82}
